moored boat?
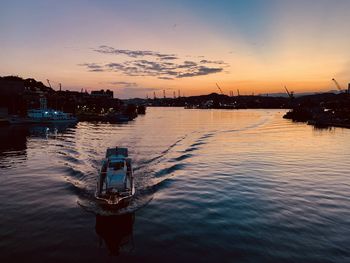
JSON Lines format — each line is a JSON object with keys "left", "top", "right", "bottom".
{"left": 26, "top": 108, "right": 77, "bottom": 123}
{"left": 7, "top": 97, "right": 77, "bottom": 124}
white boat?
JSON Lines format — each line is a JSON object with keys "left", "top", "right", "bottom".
{"left": 26, "top": 108, "right": 77, "bottom": 123}
{"left": 8, "top": 97, "right": 77, "bottom": 124}
{"left": 95, "top": 147, "right": 135, "bottom": 206}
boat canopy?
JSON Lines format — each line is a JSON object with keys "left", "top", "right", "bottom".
{"left": 106, "top": 147, "right": 128, "bottom": 158}
{"left": 108, "top": 159, "right": 125, "bottom": 170}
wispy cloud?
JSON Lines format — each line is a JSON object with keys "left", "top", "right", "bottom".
{"left": 94, "top": 45, "right": 178, "bottom": 60}
{"left": 102, "top": 81, "right": 137, "bottom": 87}
{"left": 78, "top": 63, "right": 104, "bottom": 72}
{"left": 158, "top": 77, "right": 174, "bottom": 80}
{"left": 80, "top": 60, "right": 224, "bottom": 79}
{"left": 177, "top": 66, "right": 223, "bottom": 78}
{"left": 200, "top": 59, "right": 227, "bottom": 65}
{"left": 80, "top": 46, "right": 228, "bottom": 79}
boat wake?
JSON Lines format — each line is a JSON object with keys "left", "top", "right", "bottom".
{"left": 72, "top": 133, "right": 200, "bottom": 215}
{"left": 59, "top": 114, "right": 274, "bottom": 215}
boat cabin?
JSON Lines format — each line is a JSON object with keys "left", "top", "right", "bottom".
{"left": 106, "top": 147, "right": 128, "bottom": 158}
{"left": 108, "top": 158, "right": 127, "bottom": 171}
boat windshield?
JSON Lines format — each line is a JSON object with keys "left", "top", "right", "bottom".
{"left": 108, "top": 161, "right": 124, "bottom": 170}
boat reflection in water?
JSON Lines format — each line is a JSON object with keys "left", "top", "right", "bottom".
{"left": 28, "top": 123, "right": 76, "bottom": 138}
{"left": 95, "top": 213, "right": 135, "bottom": 256}
{"left": 0, "top": 123, "right": 75, "bottom": 168}
{"left": 0, "top": 125, "right": 29, "bottom": 153}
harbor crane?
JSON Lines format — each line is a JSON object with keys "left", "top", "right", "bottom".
{"left": 46, "top": 79, "right": 62, "bottom": 91}
{"left": 332, "top": 78, "right": 344, "bottom": 93}
{"left": 216, "top": 83, "right": 224, "bottom": 95}
{"left": 284, "top": 86, "right": 294, "bottom": 99}
{"left": 46, "top": 79, "right": 52, "bottom": 89}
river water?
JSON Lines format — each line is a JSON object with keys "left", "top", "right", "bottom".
{"left": 0, "top": 108, "right": 350, "bottom": 263}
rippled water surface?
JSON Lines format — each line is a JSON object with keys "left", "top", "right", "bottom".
{"left": 1, "top": 108, "right": 350, "bottom": 262}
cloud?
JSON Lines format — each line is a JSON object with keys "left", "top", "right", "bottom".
{"left": 177, "top": 66, "right": 223, "bottom": 78}
{"left": 94, "top": 45, "right": 178, "bottom": 60}
{"left": 107, "top": 81, "right": 137, "bottom": 87}
{"left": 80, "top": 46, "right": 229, "bottom": 79}
{"left": 80, "top": 59, "right": 225, "bottom": 79}
{"left": 158, "top": 55, "right": 178, "bottom": 60}
{"left": 78, "top": 63, "right": 104, "bottom": 72}
{"left": 200, "top": 59, "right": 226, "bottom": 65}
{"left": 178, "top": 61, "right": 198, "bottom": 68}
{"left": 158, "top": 77, "right": 174, "bottom": 80}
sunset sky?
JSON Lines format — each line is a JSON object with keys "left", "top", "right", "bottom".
{"left": 1, "top": 0, "right": 350, "bottom": 98}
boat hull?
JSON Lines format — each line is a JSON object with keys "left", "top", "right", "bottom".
{"left": 95, "top": 190, "right": 134, "bottom": 207}
{"left": 8, "top": 117, "right": 78, "bottom": 125}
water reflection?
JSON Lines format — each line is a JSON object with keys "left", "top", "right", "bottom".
{"left": 28, "top": 123, "right": 76, "bottom": 138}
{"left": 0, "top": 125, "right": 29, "bottom": 153}
{"left": 0, "top": 123, "right": 76, "bottom": 168}
{"left": 95, "top": 213, "right": 135, "bottom": 256}
{"left": 2, "top": 108, "right": 350, "bottom": 262}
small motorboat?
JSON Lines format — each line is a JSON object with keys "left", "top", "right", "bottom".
{"left": 95, "top": 147, "right": 135, "bottom": 206}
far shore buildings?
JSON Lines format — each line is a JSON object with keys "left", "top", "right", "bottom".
{"left": 0, "top": 76, "right": 121, "bottom": 117}
{"left": 91, "top": 89, "right": 113, "bottom": 99}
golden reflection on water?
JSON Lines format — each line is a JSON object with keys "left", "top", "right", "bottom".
{"left": 1, "top": 108, "right": 350, "bottom": 262}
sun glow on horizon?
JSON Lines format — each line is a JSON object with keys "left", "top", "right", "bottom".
{"left": 1, "top": 0, "right": 350, "bottom": 98}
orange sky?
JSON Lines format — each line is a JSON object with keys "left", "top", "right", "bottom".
{"left": 1, "top": 1, "right": 350, "bottom": 98}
